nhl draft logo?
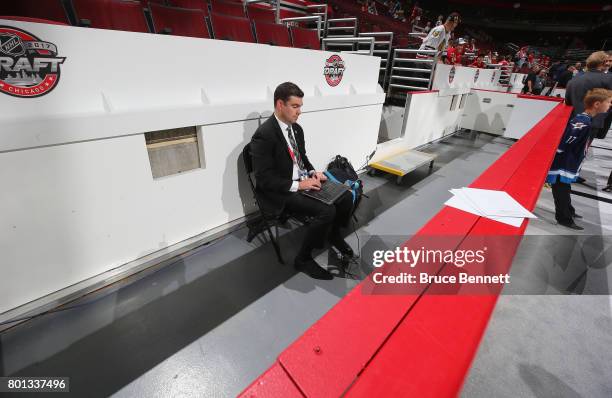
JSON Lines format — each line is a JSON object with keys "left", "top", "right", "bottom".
{"left": 448, "top": 66, "right": 456, "bottom": 84}
{"left": 474, "top": 69, "right": 480, "bottom": 83}
{"left": 0, "top": 26, "right": 65, "bottom": 98}
{"left": 324, "top": 55, "right": 345, "bottom": 87}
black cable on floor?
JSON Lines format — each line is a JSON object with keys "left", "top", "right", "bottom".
{"left": 571, "top": 189, "right": 612, "bottom": 205}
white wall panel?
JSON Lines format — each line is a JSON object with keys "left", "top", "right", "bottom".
{"left": 0, "top": 20, "right": 383, "bottom": 314}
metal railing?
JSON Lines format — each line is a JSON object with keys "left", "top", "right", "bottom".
{"left": 326, "top": 17, "right": 358, "bottom": 38}
{"left": 280, "top": 15, "right": 323, "bottom": 39}
{"left": 306, "top": 4, "right": 328, "bottom": 32}
{"left": 359, "top": 32, "right": 394, "bottom": 89}
{"left": 322, "top": 37, "right": 375, "bottom": 56}
{"left": 245, "top": 0, "right": 280, "bottom": 24}
{"left": 387, "top": 48, "right": 438, "bottom": 98}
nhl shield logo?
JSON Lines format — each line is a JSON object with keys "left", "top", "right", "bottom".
{"left": 0, "top": 33, "right": 25, "bottom": 57}
{"left": 474, "top": 68, "right": 480, "bottom": 83}
{"left": 448, "top": 66, "right": 456, "bottom": 84}
{"left": 0, "top": 26, "right": 66, "bottom": 98}
{"left": 324, "top": 55, "right": 345, "bottom": 87}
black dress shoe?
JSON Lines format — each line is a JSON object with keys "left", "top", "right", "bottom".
{"left": 558, "top": 221, "right": 584, "bottom": 230}
{"left": 330, "top": 235, "right": 354, "bottom": 257}
{"left": 295, "top": 257, "right": 333, "bottom": 280}
{"left": 572, "top": 213, "right": 582, "bottom": 219}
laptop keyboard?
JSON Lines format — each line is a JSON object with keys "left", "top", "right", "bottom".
{"left": 309, "top": 181, "right": 348, "bottom": 203}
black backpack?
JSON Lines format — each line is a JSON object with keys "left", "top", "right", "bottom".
{"left": 324, "top": 155, "right": 364, "bottom": 215}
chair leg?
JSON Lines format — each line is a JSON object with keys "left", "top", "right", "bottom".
{"left": 246, "top": 216, "right": 263, "bottom": 242}
{"left": 265, "top": 222, "right": 284, "bottom": 264}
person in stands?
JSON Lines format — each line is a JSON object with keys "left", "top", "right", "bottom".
{"left": 418, "top": 12, "right": 461, "bottom": 59}
{"left": 444, "top": 38, "right": 465, "bottom": 65}
{"left": 546, "top": 89, "right": 612, "bottom": 229}
{"left": 470, "top": 54, "right": 486, "bottom": 69}
{"left": 523, "top": 66, "right": 545, "bottom": 95}
{"left": 557, "top": 65, "right": 576, "bottom": 88}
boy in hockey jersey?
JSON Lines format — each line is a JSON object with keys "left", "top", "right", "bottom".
{"left": 546, "top": 89, "right": 612, "bottom": 230}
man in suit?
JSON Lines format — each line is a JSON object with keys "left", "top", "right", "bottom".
{"left": 250, "top": 82, "right": 354, "bottom": 279}
{"left": 565, "top": 51, "right": 612, "bottom": 139}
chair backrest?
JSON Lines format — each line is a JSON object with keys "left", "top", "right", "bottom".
{"left": 72, "top": 0, "right": 149, "bottom": 33}
{"left": 254, "top": 21, "right": 291, "bottom": 47}
{"left": 139, "top": 0, "right": 166, "bottom": 7}
{"left": 167, "top": 0, "right": 208, "bottom": 12}
{"left": 290, "top": 26, "right": 320, "bottom": 50}
{"left": 242, "top": 143, "right": 254, "bottom": 175}
{"left": 209, "top": 0, "right": 246, "bottom": 18}
{"left": 150, "top": 3, "right": 210, "bottom": 38}
{"left": 210, "top": 12, "right": 255, "bottom": 43}
{"left": 0, "top": 0, "right": 69, "bottom": 24}
{"left": 247, "top": 5, "right": 276, "bottom": 23}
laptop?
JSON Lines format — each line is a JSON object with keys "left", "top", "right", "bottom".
{"left": 301, "top": 180, "right": 350, "bottom": 205}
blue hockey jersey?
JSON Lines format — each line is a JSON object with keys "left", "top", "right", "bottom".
{"left": 546, "top": 113, "right": 592, "bottom": 184}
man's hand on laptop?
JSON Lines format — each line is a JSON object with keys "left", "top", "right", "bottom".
{"left": 299, "top": 178, "right": 321, "bottom": 191}
{"left": 314, "top": 171, "right": 328, "bottom": 182}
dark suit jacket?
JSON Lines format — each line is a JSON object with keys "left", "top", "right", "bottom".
{"left": 565, "top": 70, "right": 612, "bottom": 128}
{"left": 250, "top": 115, "right": 314, "bottom": 213}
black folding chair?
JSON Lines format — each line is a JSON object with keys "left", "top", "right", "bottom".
{"left": 242, "top": 143, "right": 288, "bottom": 264}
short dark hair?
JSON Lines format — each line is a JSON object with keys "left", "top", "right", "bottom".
{"left": 446, "top": 12, "right": 461, "bottom": 23}
{"left": 274, "top": 82, "right": 304, "bottom": 106}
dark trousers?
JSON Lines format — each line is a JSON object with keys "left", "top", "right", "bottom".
{"left": 284, "top": 191, "right": 353, "bottom": 258}
{"left": 551, "top": 182, "right": 575, "bottom": 224}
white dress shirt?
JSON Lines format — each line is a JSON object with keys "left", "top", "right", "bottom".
{"left": 274, "top": 114, "right": 309, "bottom": 192}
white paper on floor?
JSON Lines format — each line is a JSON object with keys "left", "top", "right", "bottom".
{"left": 445, "top": 188, "right": 537, "bottom": 228}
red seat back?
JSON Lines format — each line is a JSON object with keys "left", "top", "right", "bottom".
{"left": 210, "top": 12, "right": 255, "bottom": 43}
{"left": 150, "top": 3, "right": 210, "bottom": 38}
{"left": 290, "top": 26, "right": 320, "bottom": 50}
{"left": 210, "top": 0, "right": 245, "bottom": 18}
{"left": 167, "top": 0, "right": 208, "bottom": 12}
{"left": 247, "top": 5, "right": 276, "bottom": 23}
{"left": 0, "top": 0, "right": 69, "bottom": 24}
{"left": 254, "top": 21, "right": 291, "bottom": 47}
{"left": 72, "top": 0, "right": 149, "bottom": 33}
{"left": 139, "top": 0, "right": 166, "bottom": 7}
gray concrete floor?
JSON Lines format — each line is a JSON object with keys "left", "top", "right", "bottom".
{"left": 462, "top": 133, "right": 612, "bottom": 398}
{"left": 3, "top": 130, "right": 610, "bottom": 398}
{"left": 0, "top": 131, "right": 503, "bottom": 397}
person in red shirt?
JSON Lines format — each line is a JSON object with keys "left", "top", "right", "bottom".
{"left": 470, "top": 54, "right": 486, "bottom": 68}
{"left": 444, "top": 41, "right": 457, "bottom": 65}
{"left": 527, "top": 52, "right": 535, "bottom": 67}
{"left": 444, "top": 38, "right": 465, "bottom": 65}
{"left": 456, "top": 38, "right": 465, "bottom": 65}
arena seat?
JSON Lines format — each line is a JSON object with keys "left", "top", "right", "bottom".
{"left": 247, "top": 5, "right": 277, "bottom": 23}
{"left": 167, "top": 0, "right": 208, "bottom": 11}
{"left": 253, "top": 21, "right": 291, "bottom": 47}
{"left": 209, "top": 0, "right": 246, "bottom": 18}
{"left": 72, "top": 0, "right": 149, "bottom": 33}
{"left": 149, "top": 3, "right": 210, "bottom": 38}
{"left": 210, "top": 12, "right": 255, "bottom": 43}
{"left": 0, "top": 0, "right": 70, "bottom": 24}
{"left": 139, "top": 0, "right": 167, "bottom": 7}
{"left": 289, "top": 26, "right": 320, "bottom": 50}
